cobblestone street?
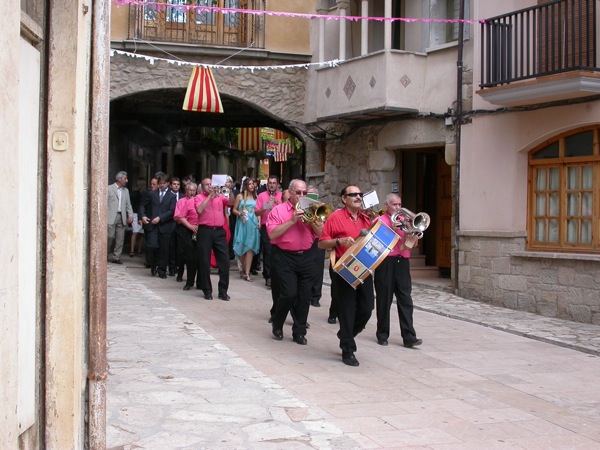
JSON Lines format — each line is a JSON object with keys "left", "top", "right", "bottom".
{"left": 107, "top": 259, "right": 600, "bottom": 449}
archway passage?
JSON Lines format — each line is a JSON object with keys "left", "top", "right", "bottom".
{"left": 109, "top": 88, "right": 302, "bottom": 184}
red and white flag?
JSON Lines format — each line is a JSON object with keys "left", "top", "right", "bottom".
{"left": 182, "top": 67, "right": 224, "bottom": 113}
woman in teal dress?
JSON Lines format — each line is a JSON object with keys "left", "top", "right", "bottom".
{"left": 233, "top": 178, "right": 260, "bottom": 281}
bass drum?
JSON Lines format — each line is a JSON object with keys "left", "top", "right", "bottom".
{"left": 333, "top": 220, "right": 399, "bottom": 289}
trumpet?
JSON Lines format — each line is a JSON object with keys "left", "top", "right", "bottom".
{"left": 391, "top": 208, "right": 430, "bottom": 239}
{"left": 212, "top": 186, "right": 230, "bottom": 196}
{"left": 295, "top": 202, "right": 332, "bottom": 223}
{"left": 363, "top": 208, "right": 386, "bottom": 221}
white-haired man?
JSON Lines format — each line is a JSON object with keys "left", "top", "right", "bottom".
{"left": 107, "top": 171, "right": 134, "bottom": 264}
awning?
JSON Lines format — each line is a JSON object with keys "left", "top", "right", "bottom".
{"left": 182, "top": 67, "right": 224, "bottom": 113}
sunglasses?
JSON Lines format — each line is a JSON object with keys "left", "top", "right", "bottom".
{"left": 344, "top": 192, "right": 363, "bottom": 197}
{"left": 294, "top": 190, "right": 308, "bottom": 196}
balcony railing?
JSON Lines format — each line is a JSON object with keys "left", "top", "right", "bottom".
{"left": 128, "top": 0, "right": 265, "bottom": 49}
{"left": 480, "top": 0, "right": 598, "bottom": 88}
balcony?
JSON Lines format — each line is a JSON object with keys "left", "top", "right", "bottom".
{"left": 479, "top": 0, "right": 600, "bottom": 106}
{"left": 127, "top": 0, "right": 265, "bottom": 49}
{"left": 311, "top": 50, "right": 432, "bottom": 124}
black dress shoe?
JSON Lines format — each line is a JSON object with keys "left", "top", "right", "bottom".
{"left": 150, "top": 267, "right": 157, "bottom": 276}
{"left": 377, "top": 338, "right": 389, "bottom": 346}
{"left": 268, "top": 317, "right": 273, "bottom": 323}
{"left": 168, "top": 269, "right": 176, "bottom": 277}
{"left": 404, "top": 338, "right": 423, "bottom": 348}
{"left": 159, "top": 273, "right": 167, "bottom": 279}
{"left": 265, "top": 278, "right": 271, "bottom": 288}
{"left": 342, "top": 353, "right": 359, "bottom": 367}
{"left": 204, "top": 292, "right": 213, "bottom": 300}
{"left": 218, "top": 294, "right": 230, "bottom": 301}
{"left": 311, "top": 300, "right": 321, "bottom": 307}
{"left": 306, "top": 322, "right": 310, "bottom": 329}
{"left": 327, "top": 317, "right": 337, "bottom": 324}
{"left": 176, "top": 276, "right": 183, "bottom": 282}
{"left": 112, "top": 259, "right": 123, "bottom": 264}
{"left": 183, "top": 285, "right": 192, "bottom": 291}
{"left": 293, "top": 335, "right": 307, "bottom": 345}
{"left": 272, "top": 327, "right": 283, "bottom": 340}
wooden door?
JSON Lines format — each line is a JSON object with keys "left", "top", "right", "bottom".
{"left": 436, "top": 157, "right": 452, "bottom": 268}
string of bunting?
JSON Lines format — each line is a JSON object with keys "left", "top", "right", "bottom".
{"left": 112, "top": 0, "right": 484, "bottom": 24}
{"left": 110, "top": 49, "right": 340, "bottom": 71}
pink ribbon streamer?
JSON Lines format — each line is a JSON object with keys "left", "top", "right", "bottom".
{"left": 112, "top": 0, "right": 484, "bottom": 24}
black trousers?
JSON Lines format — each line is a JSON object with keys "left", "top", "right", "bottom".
{"left": 374, "top": 256, "right": 417, "bottom": 344}
{"left": 271, "top": 246, "right": 316, "bottom": 337}
{"left": 332, "top": 271, "right": 374, "bottom": 355}
{"left": 196, "top": 226, "right": 229, "bottom": 296}
{"left": 176, "top": 225, "right": 198, "bottom": 286}
{"left": 311, "top": 240, "right": 325, "bottom": 303}
{"left": 169, "top": 229, "right": 178, "bottom": 271}
{"left": 260, "top": 225, "right": 273, "bottom": 280}
{"left": 328, "top": 264, "right": 338, "bottom": 319}
{"left": 146, "top": 227, "right": 172, "bottom": 276}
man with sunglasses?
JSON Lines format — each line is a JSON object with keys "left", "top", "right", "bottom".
{"left": 266, "top": 179, "right": 323, "bottom": 345}
{"left": 319, "top": 186, "right": 373, "bottom": 367}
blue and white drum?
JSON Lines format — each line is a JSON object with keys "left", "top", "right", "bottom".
{"left": 333, "top": 220, "right": 399, "bottom": 289}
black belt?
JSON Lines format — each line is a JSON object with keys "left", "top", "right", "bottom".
{"left": 199, "top": 225, "right": 221, "bottom": 230}
{"left": 282, "top": 249, "right": 309, "bottom": 255}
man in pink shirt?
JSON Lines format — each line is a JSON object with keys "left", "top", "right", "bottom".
{"left": 255, "top": 175, "right": 283, "bottom": 288}
{"left": 266, "top": 179, "right": 323, "bottom": 345}
{"left": 174, "top": 182, "right": 198, "bottom": 291}
{"left": 195, "top": 178, "right": 234, "bottom": 300}
{"left": 373, "top": 193, "right": 422, "bottom": 348}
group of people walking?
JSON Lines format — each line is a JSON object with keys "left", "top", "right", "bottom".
{"left": 107, "top": 171, "right": 422, "bottom": 367}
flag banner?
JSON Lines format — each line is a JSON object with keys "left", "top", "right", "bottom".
{"left": 274, "top": 149, "right": 287, "bottom": 162}
{"left": 279, "top": 141, "right": 294, "bottom": 154}
{"left": 238, "top": 128, "right": 262, "bottom": 151}
{"left": 274, "top": 129, "right": 288, "bottom": 140}
{"left": 182, "top": 67, "right": 224, "bottom": 113}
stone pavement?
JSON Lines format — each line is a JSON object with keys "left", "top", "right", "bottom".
{"left": 107, "top": 258, "right": 600, "bottom": 449}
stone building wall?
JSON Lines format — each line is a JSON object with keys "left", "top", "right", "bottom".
{"left": 458, "top": 232, "right": 600, "bottom": 325}
{"left": 109, "top": 53, "right": 307, "bottom": 124}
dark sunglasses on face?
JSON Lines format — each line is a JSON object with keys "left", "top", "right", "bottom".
{"left": 345, "top": 192, "right": 363, "bottom": 197}
{"left": 295, "top": 190, "right": 307, "bottom": 196}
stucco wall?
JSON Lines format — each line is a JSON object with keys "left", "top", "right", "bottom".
{"left": 1, "top": 0, "right": 21, "bottom": 447}
{"left": 460, "top": 102, "right": 600, "bottom": 232}
{"left": 110, "top": 1, "right": 312, "bottom": 55}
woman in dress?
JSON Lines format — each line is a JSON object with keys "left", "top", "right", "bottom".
{"left": 232, "top": 178, "right": 260, "bottom": 281}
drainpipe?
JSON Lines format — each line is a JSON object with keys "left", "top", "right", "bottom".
{"left": 453, "top": 0, "right": 465, "bottom": 291}
{"left": 88, "top": 0, "right": 110, "bottom": 448}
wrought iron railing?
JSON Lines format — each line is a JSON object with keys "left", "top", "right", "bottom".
{"left": 128, "top": 0, "right": 265, "bottom": 49}
{"left": 480, "top": 0, "right": 598, "bottom": 88}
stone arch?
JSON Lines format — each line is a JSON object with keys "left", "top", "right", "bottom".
{"left": 109, "top": 53, "right": 307, "bottom": 124}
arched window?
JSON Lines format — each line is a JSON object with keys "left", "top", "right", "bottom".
{"left": 528, "top": 126, "right": 600, "bottom": 252}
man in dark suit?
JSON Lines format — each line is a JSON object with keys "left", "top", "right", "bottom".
{"left": 139, "top": 174, "right": 177, "bottom": 279}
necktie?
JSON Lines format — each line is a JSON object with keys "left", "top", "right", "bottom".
{"left": 160, "top": 190, "right": 165, "bottom": 202}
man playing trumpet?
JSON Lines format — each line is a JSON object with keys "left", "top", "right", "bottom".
{"left": 373, "top": 194, "right": 422, "bottom": 348}
{"left": 266, "top": 179, "right": 323, "bottom": 345}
